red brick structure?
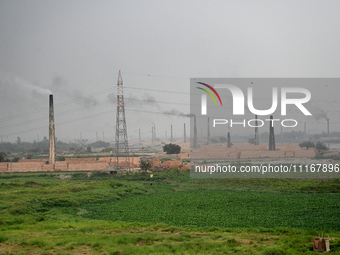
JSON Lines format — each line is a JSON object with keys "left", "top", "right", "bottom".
{"left": 0, "top": 157, "right": 140, "bottom": 173}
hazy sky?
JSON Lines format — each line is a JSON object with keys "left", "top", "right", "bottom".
{"left": 0, "top": 0, "right": 340, "bottom": 143}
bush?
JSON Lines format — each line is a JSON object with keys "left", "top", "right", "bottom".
{"left": 315, "top": 141, "right": 328, "bottom": 153}
{"left": 139, "top": 159, "right": 153, "bottom": 171}
{"left": 163, "top": 143, "right": 181, "bottom": 154}
{"left": 299, "top": 141, "right": 315, "bottom": 149}
{"left": 219, "top": 137, "right": 227, "bottom": 143}
{"left": 248, "top": 138, "right": 256, "bottom": 144}
{"left": 210, "top": 138, "right": 219, "bottom": 143}
{"left": 0, "top": 152, "right": 5, "bottom": 162}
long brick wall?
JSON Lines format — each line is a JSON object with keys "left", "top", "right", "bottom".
{"left": 0, "top": 157, "right": 141, "bottom": 173}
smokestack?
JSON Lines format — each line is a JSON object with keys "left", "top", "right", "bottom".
{"left": 139, "top": 128, "right": 141, "bottom": 143}
{"left": 49, "top": 94, "right": 56, "bottom": 164}
{"left": 96, "top": 131, "right": 98, "bottom": 142}
{"left": 103, "top": 131, "right": 104, "bottom": 141}
{"left": 327, "top": 118, "right": 330, "bottom": 149}
{"left": 193, "top": 115, "right": 197, "bottom": 148}
{"left": 184, "top": 123, "right": 186, "bottom": 143}
{"left": 154, "top": 125, "right": 156, "bottom": 140}
{"left": 207, "top": 117, "right": 210, "bottom": 145}
{"left": 304, "top": 122, "right": 307, "bottom": 139}
{"left": 152, "top": 126, "right": 154, "bottom": 143}
{"left": 255, "top": 115, "right": 259, "bottom": 145}
{"left": 327, "top": 118, "right": 330, "bottom": 138}
{"left": 268, "top": 115, "right": 275, "bottom": 151}
{"left": 171, "top": 125, "right": 173, "bottom": 143}
{"left": 227, "top": 132, "right": 231, "bottom": 148}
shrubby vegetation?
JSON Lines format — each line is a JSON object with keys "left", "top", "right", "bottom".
{"left": 139, "top": 158, "right": 153, "bottom": 171}
{"left": 299, "top": 141, "right": 315, "bottom": 149}
{"left": 0, "top": 169, "right": 339, "bottom": 254}
{"left": 316, "top": 141, "right": 328, "bottom": 153}
{"left": 163, "top": 143, "right": 181, "bottom": 154}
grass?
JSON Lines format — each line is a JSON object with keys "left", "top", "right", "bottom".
{"left": 0, "top": 170, "right": 339, "bottom": 254}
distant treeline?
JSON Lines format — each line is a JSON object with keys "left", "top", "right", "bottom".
{"left": 0, "top": 137, "right": 110, "bottom": 154}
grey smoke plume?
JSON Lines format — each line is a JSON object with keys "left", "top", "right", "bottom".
{"left": 107, "top": 92, "right": 159, "bottom": 108}
{"left": 162, "top": 109, "right": 193, "bottom": 118}
{"left": 310, "top": 105, "right": 328, "bottom": 120}
{"left": 1, "top": 72, "right": 53, "bottom": 95}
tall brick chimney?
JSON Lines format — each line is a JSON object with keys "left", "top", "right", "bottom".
{"left": 255, "top": 115, "right": 259, "bottom": 145}
{"left": 268, "top": 115, "right": 275, "bottom": 151}
{"left": 49, "top": 94, "right": 56, "bottom": 164}
{"left": 184, "top": 123, "right": 186, "bottom": 143}
{"left": 207, "top": 117, "right": 210, "bottom": 145}
{"left": 193, "top": 115, "right": 197, "bottom": 148}
{"left": 227, "top": 132, "right": 232, "bottom": 148}
{"left": 171, "top": 125, "right": 173, "bottom": 143}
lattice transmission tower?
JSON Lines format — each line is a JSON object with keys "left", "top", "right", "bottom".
{"left": 115, "top": 70, "right": 129, "bottom": 170}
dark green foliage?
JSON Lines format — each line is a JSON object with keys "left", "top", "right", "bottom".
{"left": 100, "top": 147, "right": 113, "bottom": 153}
{"left": 210, "top": 138, "right": 219, "bottom": 143}
{"left": 57, "top": 156, "right": 66, "bottom": 161}
{"left": 79, "top": 188, "right": 340, "bottom": 231}
{"left": 1, "top": 171, "right": 340, "bottom": 255}
{"left": 0, "top": 235, "right": 8, "bottom": 243}
{"left": 163, "top": 143, "right": 181, "bottom": 154}
{"left": 248, "top": 138, "right": 256, "bottom": 144}
{"left": 0, "top": 152, "right": 5, "bottom": 162}
{"left": 89, "top": 140, "right": 110, "bottom": 148}
{"left": 219, "top": 137, "right": 227, "bottom": 143}
{"left": 140, "top": 158, "right": 153, "bottom": 171}
{"left": 11, "top": 156, "right": 20, "bottom": 162}
{"left": 316, "top": 141, "right": 328, "bottom": 153}
{"left": 299, "top": 141, "right": 315, "bottom": 149}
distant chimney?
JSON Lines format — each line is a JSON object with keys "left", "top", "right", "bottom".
{"left": 207, "top": 117, "right": 210, "bottom": 145}
{"left": 268, "top": 115, "right": 275, "bottom": 151}
{"left": 255, "top": 115, "right": 259, "bottom": 145}
{"left": 327, "top": 118, "right": 330, "bottom": 149}
{"left": 184, "top": 123, "right": 186, "bottom": 143}
{"left": 154, "top": 125, "right": 156, "bottom": 140}
{"left": 227, "top": 132, "right": 232, "bottom": 148}
{"left": 327, "top": 118, "right": 330, "bottom": 138}
{"left": 139, "top": 128, "right": 141, "bottom": 143}
{"left": 49, "top": 95, "right": 56, "bottom": 164}
{"left": 171, "top": 125, "right": 173, "bottom": 143}
{"left": 193, "top": 115, "right": 197, "bottom": 148}
{"left": 151, "top": 126, "right": 154, "bottom": 143}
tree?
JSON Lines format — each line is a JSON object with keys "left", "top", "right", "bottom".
{"left": 0, "top": 152, "right": 5, "bottom": 162}
{"left": 139, "top": 158, "right": 153, "bottom": 171}
{"left": 219, "top": 137, "right": 227, "bottom": 143}
{"left": 315, "top": 141, "right": 328, "bottom": 154}
{"left": 299, "top": 141, "right": 315, "bottom": 150}
{"left": 163, "top": 143, "right": 181, "bottom": 154}
{"left": 87, "top": 146, "right": 92, "bottom": 153}
{"left": 210, "top": 138, "right": 219, "bottom": 143}
{"left": 248, "top": 138, "right": 256, "bottom": 144}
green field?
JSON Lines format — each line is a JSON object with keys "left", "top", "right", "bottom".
{"left": 0, "top": 169, "right": 340, "bottom": 254}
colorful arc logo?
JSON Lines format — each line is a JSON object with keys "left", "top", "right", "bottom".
{"left": 196, "top": 82, "right": 223, "bottom": 106}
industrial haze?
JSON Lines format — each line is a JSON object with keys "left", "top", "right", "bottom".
{"left": 0, "top": 0, "right": 340, "bottom": 144}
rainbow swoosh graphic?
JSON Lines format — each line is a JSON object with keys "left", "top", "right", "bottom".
{"left": 196, "top": 82, "right": 223, "bottom": 106}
